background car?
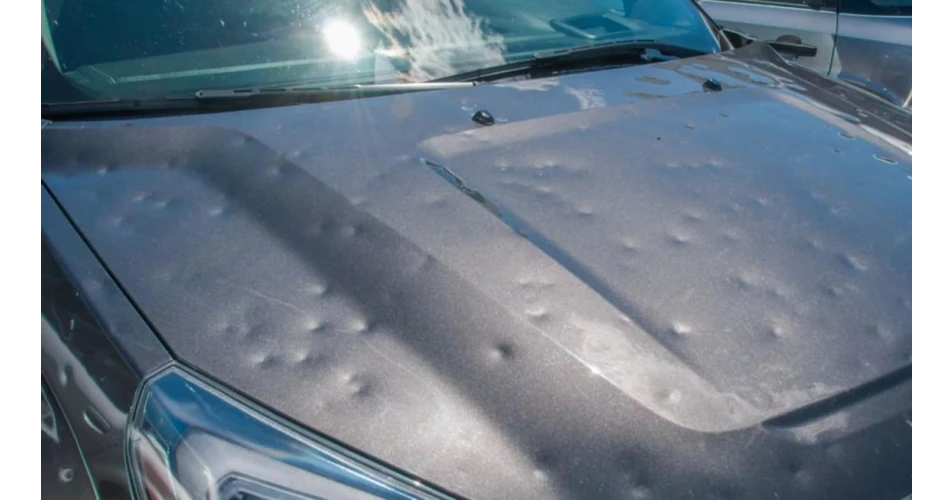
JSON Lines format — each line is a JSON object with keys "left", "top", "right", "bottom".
{"left": 698, "top": 0, "right": 912, "bottom": 108}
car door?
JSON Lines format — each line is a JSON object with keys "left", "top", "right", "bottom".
{"left": 833, "top": 0, "right": 912, "bottom": 108}
{"left": 697, "top": 0, "right": 838, "bottom": 75}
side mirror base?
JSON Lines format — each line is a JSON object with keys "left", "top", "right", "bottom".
{"left": 767, "top": 40, "right": 819, "bottom": 58}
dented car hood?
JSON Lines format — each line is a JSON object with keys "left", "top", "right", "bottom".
{"left": 42, "top": 43, "right": 911, "bottom": 499}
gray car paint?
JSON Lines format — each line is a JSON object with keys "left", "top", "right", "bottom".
{"left": 698, "top": 0, "right": 911, "bottom": 108}
{"left": 42, "top": 186, "right": 174, "bottom": 500}
{"left": 42, "top": 42, "right": 911, "bottom": 499}
{"left": 833, "top": 13, "right": 911, "bottom": 108}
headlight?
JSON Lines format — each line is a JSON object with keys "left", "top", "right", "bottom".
{"left": 127, "top": 366, "right": 450, "bottom": 500}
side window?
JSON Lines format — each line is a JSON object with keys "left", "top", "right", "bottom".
{"left": 709, "top": 0, "right": 836, "bottom": 9}
{"left": 719, "top": 0, "right": 813, "bottom": 6}
{"left": 841, "top": 0, "right": 911, "bottom": 16}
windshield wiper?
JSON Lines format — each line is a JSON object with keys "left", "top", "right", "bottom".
{"left": 431, "top": 39, "right": 710, "bottom": 83}
{"left": 192, "top": 82, "right": 476, "bottom": 100}
{"left": 41, "top": 82, "right": 477, "bottom": 120}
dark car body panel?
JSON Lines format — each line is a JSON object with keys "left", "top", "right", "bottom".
{"left": 42, "top": 187, "right": 173, "bottom": 499}
{"left": 42, "top": 379, "right": 98, "bottom": 500}
{"left": 42, "top": 43, "right": 911, "bottom": 499}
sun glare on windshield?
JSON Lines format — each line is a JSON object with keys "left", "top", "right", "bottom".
{"left": 322, "top": 19, "right": 363, "bottom": 60}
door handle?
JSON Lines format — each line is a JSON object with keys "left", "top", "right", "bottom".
{"left": 776, "top": 34, "right": 803, "bottom": 45}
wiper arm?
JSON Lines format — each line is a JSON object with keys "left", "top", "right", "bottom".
{"left": 192, "top": 82, "right": 476, "bottom": 99}
{"left": 534, "top": 39, "right": 709, "bottom": 61}
{"left": 42, "top": 82, "right": 477, "bottom": 120}
{"left": 431, "top": 39, "right": 710, "bottom": 83}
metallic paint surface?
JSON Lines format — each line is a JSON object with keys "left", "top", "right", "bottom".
{"left": 831, "top": 14, "right": 911, "bottom": 108}
{"left": 42, "top": 380, "right": 98, "bottom": 500}
{"left": 42, "top": 187, "right": 173, "bottom": 499}
{"left": 42, "top": 43, "right": 911, "bottom": 499}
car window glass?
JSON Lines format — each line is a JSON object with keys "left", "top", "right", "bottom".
{"left": 42, "top": 0, "right": 720, "bottom": 104}
{"left": 711, "top": 0, "right": 820, "bottom": 7}
{"left": 841, "top": 0, "right": 911, "bottom": 15}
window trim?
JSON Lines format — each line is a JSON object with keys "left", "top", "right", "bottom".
{"left": 838, "top": 0, "right": 912, "bottom": 17}
{"left": 704, "top": 0, "right": 838, "bottom": 13}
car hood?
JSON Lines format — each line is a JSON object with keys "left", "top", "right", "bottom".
{"left": 42, "top": 43, "right": 911, "bottom": 499}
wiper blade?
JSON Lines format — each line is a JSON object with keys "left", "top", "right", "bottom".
{"left": 41, "top": 82, "right": 477, "bottom": 120}
{"left": 431, "top": 39, "right": 710, "bottom": 83}
{"left": 534, "top": 39, "right": 709, "bottom": 61}
{"left": 193, "top": 82, "right": 476, "bottom": 99}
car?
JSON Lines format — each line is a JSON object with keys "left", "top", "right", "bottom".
{"left": 697, "top": 0, "right": 912, "bottom": 108}
{"left": 42, "top": 0, "right": 911, "bottom": 499}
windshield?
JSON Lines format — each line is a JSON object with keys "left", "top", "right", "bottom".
{"left": 41, "top": 0, "right": 720, "bottom": 104}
